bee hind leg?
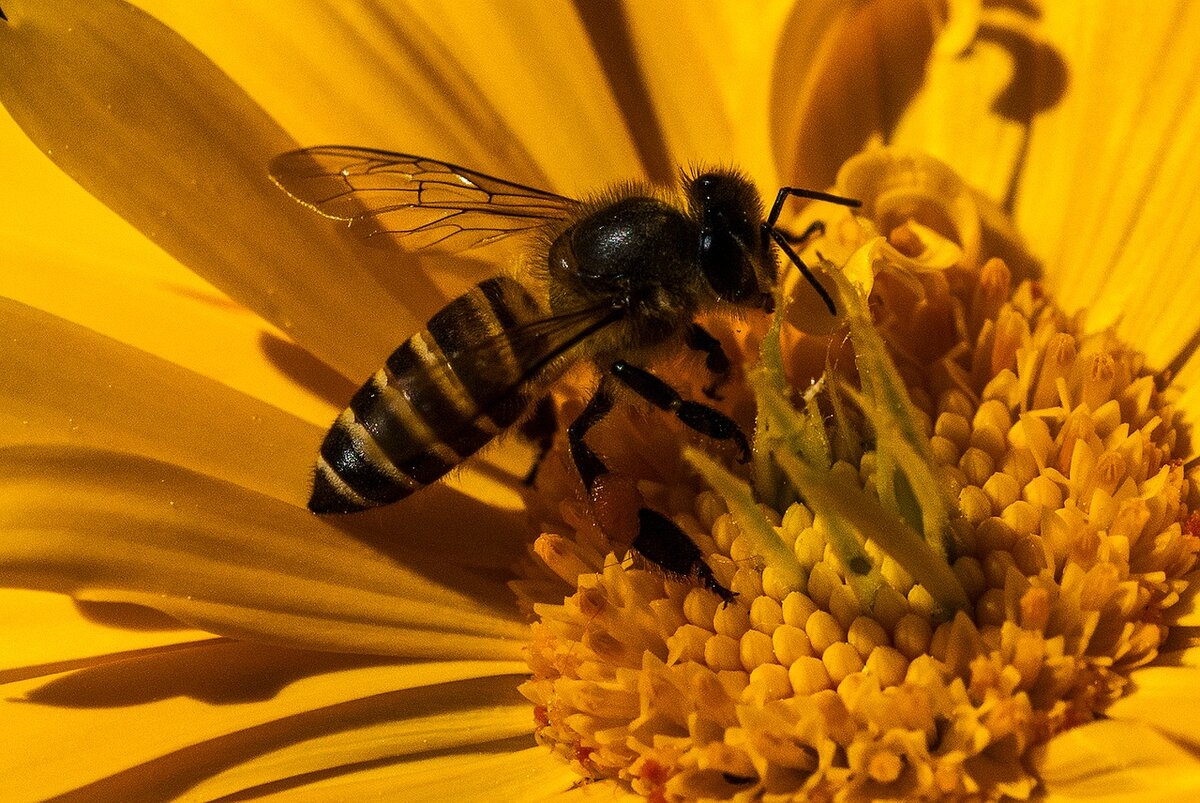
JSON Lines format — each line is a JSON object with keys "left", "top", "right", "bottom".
{"left": 567, "top": 377, "right": 736, "bottom": 605}
{"left": 684, "top": 323, "right": 731, "bottom": 401}
{"left": 567, "top": 379, "right": 615, "bottom": 493}
{"left": 634, "top": 509, "right": 737, "bottom": 606}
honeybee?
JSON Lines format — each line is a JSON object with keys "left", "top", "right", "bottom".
{"left": 271, "top": 146, "right": 858, "bottom": 602}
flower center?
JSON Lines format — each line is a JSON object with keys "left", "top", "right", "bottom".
{"left": 515, "top": 151, "right": 1197, "bottom": 801}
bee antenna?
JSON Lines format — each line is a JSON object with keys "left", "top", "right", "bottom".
{"left": 768, "top": 227, "right": 837, "bottom": 316}
{"left": 762, "top": 187, "right": 860, "bottom": 317}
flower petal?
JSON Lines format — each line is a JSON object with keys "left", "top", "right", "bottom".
{"left": 0, "top": 296, "right": 526, "bottom": 535}
{"left": 0, "top": 443, "right": 529, "bottom": 657}
{"left": 2, "top": 644, "right": 527, "bottom": 801}
{"left": 0, "top": 0, "right": 444, "bottom": 379}
{"left": 1106, "top": 664, "right": 1200, "bottom": 747}
{"left": 1036, "top": 719, "right": 1200, "bottom": 801}
{"left": 1012, "top": 2, "right": 1200, "bottom": 380}
{"left": 0, "top": 589, "right": 212, "bottom": 678}
{"left": 184, "top": 678, "right": 539, "bottom": 801}
{"left": 0, "top": 295, "right": 333, "bottom": 504}
{"left": 621, "top": 1, "right": 819, "bottom": 189}
{"left": 373, "top": 0, "right": 644, "bottom": 192}
{"left": 130, "top": 0, "right": 563, "bottom": 189}
{"left": 239, "top": 744, "right": 578, "bottom": 802}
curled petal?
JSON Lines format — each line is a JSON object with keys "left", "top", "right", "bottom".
{"left": 836, "top": 147, "right": 981, "bottom": 267}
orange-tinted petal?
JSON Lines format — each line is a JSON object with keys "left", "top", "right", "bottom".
{"left": 0, "top": 297, "right": 526, "bottom": 533}
{"left": 0, "top": 589, "right": 212, "bottom": 678}
{"left": 0, "top": 1, "right": 443, "bottom": 379}
{"left": 130, "top": 1, "right": 560, "bottom": 189}
{"left": 0, "top": 296, "right": 335, "bottom": 505}
{"left": 3, "top": 645, "right": 527, "bottom": 800}
{"left": 381, "top": 1, "right": 644, "bottom": 192}
{"left": 243, "top": 744, "right": 578, "bottom": 801}
{"left": 775, "top": 0, "right": 940, "bottom": 190}
{"left": 1037, "top": 719, "right": 1200, "bottom": 801}
{"left": 0, "top": 444, "right": 530, "bottom": 657}
{"left": 621, "top": 1, "right": 827, "bottom": 190}
{"left": 185, "top": 679, "right": 539, "bottom": 800}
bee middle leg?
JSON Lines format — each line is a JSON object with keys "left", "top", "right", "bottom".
{"left": 608, "top": 360, "right": 750, "bottom": 462}
{"left": 684, "top": 323, "right": 731, "bottom": 400}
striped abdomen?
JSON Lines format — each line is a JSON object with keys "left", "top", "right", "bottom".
{"left": 309, "top": 276, "right": 547, "bottom": 513}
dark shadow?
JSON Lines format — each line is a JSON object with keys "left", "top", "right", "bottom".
{"left": 19, "top": 641, "right": 401, "bottom": 708}
{"left": 258, "top": 331, "right": 357, "bottom": 410}
{"left": 574, "top": 0, "right": 677, "bottom": 186}
{"left": 331, "top": 480, "right": 532, "bottom": 582}
{"left": 974, "top": 22, "right": 1069, "bottom": 213}
{"left": 216, "top": 735, "right": 538, "bottom": 802}
{"left": 75, "top": 600, "right": 191, "bottom": 632}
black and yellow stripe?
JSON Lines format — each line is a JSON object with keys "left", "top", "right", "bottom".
{"left": 309, "top": 276, "right": 544, "bottom": 513}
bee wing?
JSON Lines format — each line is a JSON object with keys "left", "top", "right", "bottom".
{"left": 270, "top": 146, "right": 578, "bottom": 252}
{"left": 423, "top": 300, "right": 623, "bottom": 408}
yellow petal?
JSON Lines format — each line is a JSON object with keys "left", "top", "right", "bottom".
{"left": 378, "top": 0, "right": 644, "bottom": 192}
{"left": 0, "top": 296, "right": 333, "bottom": 503}
{"left": 0, "top": 444, "right": 529, "bottom": 657}
{"left": 0, "top": 589, "right": 212, "bottom": 677}
{"left": 622, "top": 0, "right": 819, "bottom": 189}
{"left": 129, "top": 1, "right": 563, "bottom": 189}
{"left": 1013, "top": 2, "right": 1200, "bottom": 381}
{"left": 245, "top": 744, "right": 578, "bottom": 802}
{"left": 184, "top": 676, "right": 537, "bottom": 801}
{"left": 890, "top": 3, "right": 1038, "bottom": 203}
{"left": 1106, "top": 665, "right": 1200, "bottom": 747}
{"left": 1164, "top": 571, "right": 1200, "bottom": 626}
{"left": 0, "top": 296, "right": 525, "bottom": 523}
{"left": 3, "top": 648, "right": 526, "bottom": 801}
{"left": 1036, "top": 719, "right": 1200, "bottom": 801}
{"left": 0, "top": 0, "right": 442, "bottom": 379}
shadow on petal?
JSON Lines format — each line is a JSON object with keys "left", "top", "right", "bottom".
{"left": 19, "top": 641, "right": 428, "bottom": 708}
{"left": 9, "top": 648, "right": 534, "bottom": 802}
{"left": 258, "top": 331, "right": 357, "bottom": 412}
{"left": 0, "top": 445, "right": 531, "bottom": 657}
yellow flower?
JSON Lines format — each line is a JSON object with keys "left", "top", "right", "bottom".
{"left": 1, "top": 1, "right": 1198, "bottom": 800}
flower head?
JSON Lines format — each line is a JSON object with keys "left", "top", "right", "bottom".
{"left": 2, "top": 1, "right": 1200, "bottom": 800}
{"left": 517, "top": 149, "right": 1196, "bottom": 800}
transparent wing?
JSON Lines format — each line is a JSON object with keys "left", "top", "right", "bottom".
{"left": 418, "top": 301, "right": 623, "bottom": 403}
{"left": 391, "top": 300, "right": 624, "bottom": 422}
{"left": 270, "top": 146, "right": 578, "bottom": 252}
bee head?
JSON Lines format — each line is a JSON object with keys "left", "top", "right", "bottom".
{"left": 686, "top": 170, "right": 774, "bottom": 310}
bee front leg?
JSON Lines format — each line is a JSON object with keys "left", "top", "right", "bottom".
{"left": 684, "top": 323, "right": 731, "bottom": 401}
